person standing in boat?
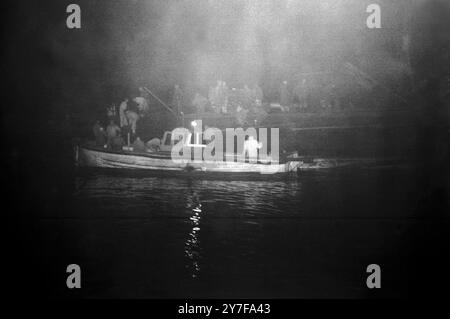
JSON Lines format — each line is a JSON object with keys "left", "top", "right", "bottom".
{"left": 125, "top": 109, "right": 140, "bottom": 135}
{"left": 134, "top": 94, "right": 149, "bottom": 117}
{"left": 137, "top": 87, "right": 151, "bottom": 115}
{"left": 243, "top": 135, "right": 262, "bottom": 163}
{"left": 119, "top": 98, "right": 129, "bottom": 128}
{"left": 106, "top": 119, "right": 121, "bottom": 149}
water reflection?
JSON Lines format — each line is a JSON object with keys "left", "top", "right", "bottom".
{"left": 54, "top": 169, "right": 423, "bottom": 297}
{"left": 71, "top": 173, "right": 303, "bottom": 280}
{"left": 72, "top": 174, "right": 302, "bottom": 218}
{"left": 185, "top": 198, "right": 202, "bottom": 278}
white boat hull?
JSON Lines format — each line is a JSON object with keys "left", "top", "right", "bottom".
{"left": 76, "top": 145, "right": 298, "bottom": 175}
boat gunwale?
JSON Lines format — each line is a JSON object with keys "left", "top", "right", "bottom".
{"left": 81, "top": 144, "right": 173, "bottom": 159}
{"left": 79, "top": 144, "right": 285, "bottom": 166}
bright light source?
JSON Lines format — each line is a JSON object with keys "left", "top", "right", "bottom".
{"left": 191, "top": 121, "right": 198, "bottom": 127}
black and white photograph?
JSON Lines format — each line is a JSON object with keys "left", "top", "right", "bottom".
{"left": 4, "top": 0, "right": 449, "bottom": 309}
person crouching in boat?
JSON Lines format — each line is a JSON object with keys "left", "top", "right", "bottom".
{"left": 132, "top": 136, "right": 146, "bottom": 153}
{"left": 106, "top": 119, "right": 123, "bottom": 150}
{"left": 243, "top": 135, "right": 262, "bottom": 163}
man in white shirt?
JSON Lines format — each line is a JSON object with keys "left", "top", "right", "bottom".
{"left": 243, "top": 135, "right": 262, "bottom": 163}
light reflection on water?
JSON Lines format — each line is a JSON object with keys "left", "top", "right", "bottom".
{"left": 72, "top": 174, "right": 303, "bottom": 279}
{"left": 185, "top": 201, "right": 202, "bottom": 278}
{"left": 65, "top": 170, "right": 425, "bottom": 296}
{"left": 73, "top": 175, "right": 303, "bottom": 218}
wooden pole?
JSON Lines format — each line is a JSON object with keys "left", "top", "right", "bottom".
{"left": 143, "top": 86, "right": 178, "bottom": 118}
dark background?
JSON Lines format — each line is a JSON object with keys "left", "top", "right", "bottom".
{"left": 2, "top": 0, "right": 449, "bottom": 299}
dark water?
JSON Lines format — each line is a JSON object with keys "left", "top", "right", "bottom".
{"left": 32, "top": 168, "right": 448, "bottom": 299}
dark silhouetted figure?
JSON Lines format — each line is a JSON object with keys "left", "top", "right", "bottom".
{"left": 132, "top": 136, "right": 146, "bottom": 153}
{"left": 93, "top": 120, "right": 106, "bottom": 147}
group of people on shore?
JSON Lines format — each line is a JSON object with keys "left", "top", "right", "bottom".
{"left": 278, "top": 78, "right": 343, "bottom": 111}
{"left": 188, "top": 81, "right": 263, "bottom": 116}
{"left": 177, "top": 77, "right": 344, "bottom": 120}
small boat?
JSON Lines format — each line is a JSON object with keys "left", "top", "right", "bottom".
{"left": 75, "top": 144, "right": 303, "bottom": 175}
{"left": 75, "top": 131, "right": 301, "bottom": 175}
{"left": 75, "top": 131, "right": 403, "bottom": 175}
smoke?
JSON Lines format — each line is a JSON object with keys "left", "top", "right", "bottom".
{"left": 117, "top": 0, "right": 423, "bottom": 101}
{"left": 21, "top": 0, "right": 447, "bottom": 114}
